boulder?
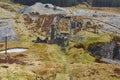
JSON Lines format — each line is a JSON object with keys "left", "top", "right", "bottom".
{"left": 0, "top": 27, "right": 18, "bottom": 42}
{"left": 18, "top": 3, "right": 70, "bottom": 15}
{"left": 88, "top": 42, "right": 120, "bottom": 60}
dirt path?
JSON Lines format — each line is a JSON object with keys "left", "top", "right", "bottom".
{"left": 47, "top": 45, "right": 71, "bottom": 80}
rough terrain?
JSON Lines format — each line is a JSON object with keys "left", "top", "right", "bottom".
{"left": 73, "top": 9, "right": 120, "bottom": 35}
{"left": 0, "top": 2, "right": 120, "bottom": 80}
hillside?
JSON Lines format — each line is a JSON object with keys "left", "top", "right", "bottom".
{"left": 12, "top": 0, "right": 120, "bottom": 7}
{"left": 0, "top": 1, "right": 120, "bottom": 80}
{"left": 0, "top": 1, "right": 24, "bottom": 11}
{"left": 0, "top": 7, "right": 14, "bottom": 18}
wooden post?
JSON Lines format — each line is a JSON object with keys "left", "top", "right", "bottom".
{"left": 5, "top": 36, "right": 10, "bottom": 62}
{"left": 5, "top": 36, "right": 7, "bottom": 55}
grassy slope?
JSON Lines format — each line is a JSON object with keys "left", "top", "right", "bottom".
{"left": 0, "top": 0, "right": 25, "bottom": 11}
{"left": 66, "top": 3, "right": 120, "bottom": 14}
{"left": 0, "top": 2, "right": 24, "bottom": 11}
{"left": 0, "top": 2, "right": 120, "bottom": 80}
{"left": 6, "top": 14, "right": 119, "bottom": 80}
{"left": 0, "top": 1, "right": 24, "bottom": 18}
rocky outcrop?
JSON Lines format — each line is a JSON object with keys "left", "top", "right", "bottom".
{"left": 0, "top": 20, "right": 18, "bottom": 42}
{"left": 88, "top": 42, "right": 120, "bottom": 60}
{"left": 18, "top": 3, "right": 70, "bottom": 15}
{"left": 0, "top": 27, "right": 18, "bottom": 42}
{"left": 113, "top": 43, "right": 120, "bottom": 60}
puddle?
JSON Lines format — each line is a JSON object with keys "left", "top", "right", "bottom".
{"left": 0, "top": 48, "right": 28, "bottom": 53}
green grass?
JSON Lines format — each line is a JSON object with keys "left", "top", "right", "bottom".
{"left": 66, "top": 31, "right": 114, "bottom": 64}
{"left": 79, "top": 32, "right": 114, "bottom": 48}
{"left": 79, "top": 54, "right": 95, "bottom": 63}
{"left": 66, "top": 47, "right": 95, "bottom": 63}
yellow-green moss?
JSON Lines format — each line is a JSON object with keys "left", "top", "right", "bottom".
{"left": 66, "top": 47, "right": 95, "bottom": 63}
{"left": 80, "top": 32, "right": 114, "bottom": 48}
